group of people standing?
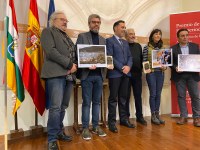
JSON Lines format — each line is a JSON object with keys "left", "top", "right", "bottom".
{"left": 40, "top": 11, "right": 200, "bottom": 150}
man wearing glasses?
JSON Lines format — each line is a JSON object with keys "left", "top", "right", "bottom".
{"left": 76, "top": 14, "right": 107, "bottom": 140}
{"left": 41, "top": 11, "right": 77, "bottom": 150}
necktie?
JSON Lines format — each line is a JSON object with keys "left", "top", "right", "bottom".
{"left": 119, "top": 39, "right": 123, "bottom": 46}
{"left": 119, "top": 39, "right": 125, "bottom": 55}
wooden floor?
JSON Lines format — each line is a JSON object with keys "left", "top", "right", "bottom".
{"left": 2, "top": 114, "right": 200, "bottom": 150}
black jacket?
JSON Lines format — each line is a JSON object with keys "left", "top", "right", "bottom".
{"left": 170, "top": 42, "right": 200, "bottom": 82}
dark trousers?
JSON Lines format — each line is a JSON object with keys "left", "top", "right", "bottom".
{"left": 108, "top": 75, "right": 130, "bottom": 125}
{"left": 126, "top": 73, "right": 143, "bottom": 118}
{"left": 175, "top": 76, "right": 200, "bottom": 118}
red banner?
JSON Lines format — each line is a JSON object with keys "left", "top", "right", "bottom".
{"left": 170, "top": 11, "right": 200, "bottom": 116}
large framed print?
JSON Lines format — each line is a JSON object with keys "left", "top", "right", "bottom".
{"left": 77, "top": 44, "right": 107, "bottom": 68}
{"left": 178, "top": 54, "right": 200, "bottom": 72}
{"left": 152, "top": 49, "right": 172, "bottom": 68}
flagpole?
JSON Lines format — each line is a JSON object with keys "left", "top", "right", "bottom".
{"left": 14, "top": 112, "right": 18, "bottom": 130}
{"left": 4, "top": 16, "right": 8, "bottom": 150}
{"left": 35, "top": 109, "right": 38, "bottom": 126}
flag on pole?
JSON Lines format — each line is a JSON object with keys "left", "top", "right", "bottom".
{"left": 22, "top": 0, "right": 45, "bottom": 115}
{"left": 45, "top": 0, "right": 55, "bottom": 109}
{"left": 47, "top": 0, "right": 55, "bottom": 27}
{"left": 6, "top": 0, "right": 25, "bottom": 115}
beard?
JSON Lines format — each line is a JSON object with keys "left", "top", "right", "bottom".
{"left": 91, "top": 29, "right": 99, "bottom": 33}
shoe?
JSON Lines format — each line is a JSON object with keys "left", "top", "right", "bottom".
{"left": 177, "top": 117, "right": 187, "bottom": 125}
{"left": 155, "top": 112, "right": 165, "bottom": 124}
{"left": 48, "top": 141, "right": 58, "bottom": 150}
{"left": 120, "top": 120, "right": 135, "bottom": 128}
{"left": 193, "top": 118, "right": 200, "bottom": 127}
{"left": 136, "top": 117, "right": 147, "bottom": 125}
{"left": 151, "top": 112, "right": 160, "bottom": 125}
{"left": 108, "top": 124, "right": 118, "bottom": 133}
{"left": 82, "top": 128, "right": 91, "bottom": 140}
{"left": 57, "top": 133, "right": 72, "bottom": 142}
{"left": 92, "top": 126, "right": 107, "bottom": 137}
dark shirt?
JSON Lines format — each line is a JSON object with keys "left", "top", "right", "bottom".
{"left": 89, "top": 30, "right": 101, "bottom": 76}
{"left": 129, "top": 42, "right": 143, "bottom": 74}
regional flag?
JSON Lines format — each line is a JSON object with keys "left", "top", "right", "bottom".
{"left": 22, "top": 0, "right": 45, "bottom": 115}
{"left": 6, "top": 0, "right": 25, "bottom": 115}
{"left": 45, "top": 0, "right": 55, "bottom": 109}
{"left": 47, "top": 0, "right": 55, "bottom": 27}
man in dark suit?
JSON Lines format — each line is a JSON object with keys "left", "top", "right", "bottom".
{"left": 125, "top": 28, "right": 147, "bottom": 125}
{"left": 76, "top": 14, "right": 107, "bottom": 140}
{"left": 41, "top": 11, "right": 77, "bottom": 150}
{"left": 171, "top": 28, "right": 200, "bottom": 127}
{"left": 106, "top": 20, "right": 133, "bottom": 133}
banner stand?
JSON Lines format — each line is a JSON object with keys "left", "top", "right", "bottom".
{"left": 171, "top": 114, "right": 192, "bottom": 118}
{"left": 170, "top": 11, "right": 200, "bottom": 117}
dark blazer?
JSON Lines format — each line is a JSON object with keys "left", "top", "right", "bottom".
{"left": 171, "top": 42, "right": 200, "bottom": 82}
{"left": 106, "top": 36, "right": 132, "bottom": 78}
{"left": 40, "top": 27, "right": 74, "bottom": 79}
{"left": 76, "top": 32, "right": 107, "bottom": 80}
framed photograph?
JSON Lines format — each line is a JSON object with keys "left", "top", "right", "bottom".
{"left": 77, "top": 44, "right": 107, "bottom": 68}
{"left": 152, "top": 48, "right": 172, "bottom": 68}
{"left": 178, "top": 54, "right": 200, "bottom": 72}
{"left": 142, "top": 61, "right": 151, "bottom": 73}
{"left": 107, "top": 56, "right": 114, "bottom": 69}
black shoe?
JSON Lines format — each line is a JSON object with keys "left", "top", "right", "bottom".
{"left": 57, "top": 133, "right": 72, "bottom": 142}
{"left": 48, "top": 141, "right": 58, "bottom": 150}
{"left": 108, "top": 124, "right": 118, "bottom": 133}
{"left": 120, "top": 120, "right": 135, "bottom": 128}
{"left": 136, "top": 117, "right": 147, "bottom": 125}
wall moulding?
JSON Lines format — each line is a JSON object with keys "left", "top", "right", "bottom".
{"left": 0, "top": 21, "right": 169, "bottom": 45}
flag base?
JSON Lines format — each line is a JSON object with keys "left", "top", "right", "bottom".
{"left": 9, "top": 128, "right": 24, "bottom": 140}
{"left": 30, "top": 125, "right": 44, "bottom": 136}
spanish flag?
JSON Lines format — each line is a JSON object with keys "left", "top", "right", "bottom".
{"left": 22, "top": 0, "right": 45, "bottom": 115}
{"left": 6, "top": 0, "right": 25, "bottom": 115}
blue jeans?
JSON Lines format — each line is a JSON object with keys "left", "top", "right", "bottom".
{"left": 175, "top": 77, "right": 200, "bottom": 118}
{"left": 46, "top": 77, "right": 73, "bottom": 142}
{"left": 146, "top": 71, "right": 164, "bottom": 112}
{"left": 81, "top": 75, "right": 103, "bottom": 129}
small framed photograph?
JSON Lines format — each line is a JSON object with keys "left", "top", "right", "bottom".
{"left": 178, "top": 54, "right": 200, "bottom": 72}
{"left": 143, "top": 61, "right": 151, "bottom": 73}
{"left": 77, "top": 44, "right": 107, "bottom": 68}
{"left": 107, "top": 56, "right": 114, "bottom": 69}
{"left": 152, "top": 48, "right": 172, "bottom": 68}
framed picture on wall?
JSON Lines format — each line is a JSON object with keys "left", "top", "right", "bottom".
{"left": 77, "top": 44, "right": 107, "bottom": 68}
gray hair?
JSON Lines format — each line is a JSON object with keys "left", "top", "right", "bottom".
{"left": 125, "top": 28, "right": 135, "bottom": 37}
{"left": 49, "top": 11, "right": 66, "bottom": 27}
{"left": 88, "top": 14, "right": 101, "bottom": 24}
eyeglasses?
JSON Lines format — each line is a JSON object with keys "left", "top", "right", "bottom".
{"left": 91, "top": 21, "right": 101, "bottom": 24}
{"left": 55, "top": 18, "right": 69, "bottom": 23}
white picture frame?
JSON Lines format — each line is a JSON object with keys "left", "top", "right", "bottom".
{"left": 178, "top": 54, "right": 200, "bottom": 72}
{"left": 152, "top": 48, "right": 173, "bottom": 68}
{"left": 142, "top": 61, "right": 151, "bottom": 74}
{"left": 77, "top": 44, "right": 107, "bottom": 68}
